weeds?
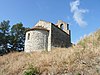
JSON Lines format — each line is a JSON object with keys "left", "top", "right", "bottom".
{"left": 24, "top": 64, "right": 39, "bottom": 75}
{"left": 1, "top": 29, "right": 100, "bottom": 75}
{"left": 77, "top": 40, "right": 86, "bottom": 49}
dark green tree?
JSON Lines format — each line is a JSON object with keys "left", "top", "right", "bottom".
{"left": 10, "top": 23, "right": 28, "bottom": 51}
{"left": 0, "top": 20, "right": 10, "bottom": 53}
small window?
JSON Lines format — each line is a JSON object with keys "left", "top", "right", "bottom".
{"left": 27, "top": 33, "right": 30, "bottom": 40}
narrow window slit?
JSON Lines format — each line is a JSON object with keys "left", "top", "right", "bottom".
{"left": 28, "top": 33, "right": 30, "bottom": 40}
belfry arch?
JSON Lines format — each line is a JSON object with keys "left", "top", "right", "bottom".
{"left": 56, "top": 20, "right": 70, "bottom": 35}
{"left": 60, "top": 24, "right": 64, "bottom": 30}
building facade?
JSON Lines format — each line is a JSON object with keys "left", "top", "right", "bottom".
{"left": 24, "top": 20, "right": 71, "bottom": 52}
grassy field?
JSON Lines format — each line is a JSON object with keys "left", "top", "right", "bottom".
{"left": 0, "top": 29, "right": 100, "bottom": 75}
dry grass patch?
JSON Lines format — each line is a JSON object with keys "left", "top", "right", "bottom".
{"left": 1, "top": 29, "right": 100, "bottom": 75}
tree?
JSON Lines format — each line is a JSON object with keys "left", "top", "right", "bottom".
{"left": 10, "top": 23, "right": 29, "bottom": 51}
{"left": 0, "top": 20, "right": 10, "bottom": 53}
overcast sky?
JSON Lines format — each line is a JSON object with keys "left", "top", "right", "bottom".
{"left": 0, "top": 0, "right": 100, "bottom": 43}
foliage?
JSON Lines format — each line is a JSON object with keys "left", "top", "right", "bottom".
{"left": 24, "top": 65, "right": 39, "bottom": 75}
{"left": 76, "top": 73, "right": 81, "bottom": 75}
{"left": 77, "top": 40, "right": 86, "bottom": 49}
{"left": 10, "top": 23, "right": 28, "bottom": 51}
{"left": 0, "top": 20, "right": 10, "bottom": 53}
{"left": 0, "top": 20, "right": 29, "bottom": 54}
{"left": 97, "top": 29, "right": 100, "bottom": 41}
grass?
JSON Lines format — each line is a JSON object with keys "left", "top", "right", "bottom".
{"left": 24, "top": 64, "right": 39, "bottom": 75}
{"left": 0, "top": 29, "right": 100, "bottom": 75}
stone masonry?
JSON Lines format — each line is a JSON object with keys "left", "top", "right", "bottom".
{"left": 24, "top": 20, "right": 71, "bottom": 52}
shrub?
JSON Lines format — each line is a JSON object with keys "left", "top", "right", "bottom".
{"left": 77, "top": 40, "right": 86, "bottom": 49}
{"left": 24, "top": 65, "right": 39, "bottom": 75}
{"left": 97, "top": 35, "right": 100, "bottom": 41}
{"left": 76, "top": 73, "right": 81, "bottom": 75}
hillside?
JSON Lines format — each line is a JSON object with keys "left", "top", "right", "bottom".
{"left": 0, "top": 29, "right": 100, "bottom": 75}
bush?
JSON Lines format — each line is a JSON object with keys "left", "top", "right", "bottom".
{"left": 76, "top": 73, "right": 81, "bottom": 75}
{"left": 24, "top": 65, "right": 39, "bottom": 75}
{"left": 0, "top": 46, "right": 6, "bottom": 56}
{"left": 77, "top": 40, "right": 86, "bottom": 49}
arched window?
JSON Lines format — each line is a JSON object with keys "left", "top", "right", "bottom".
{"left": 27, "top": 33, "right": 30, "bottom": 40}
{"left": 67, "top": 24, "right": 69, "bottom": 30}
{"left": 60, "top": 24, "right": 64, "bottom": 30}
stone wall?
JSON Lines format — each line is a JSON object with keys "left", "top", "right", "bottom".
{"left": 51, "top": 24, "right": 71, "bottom": 48}
{"left": 24, "top": 20, "right": 71, "bottom": 52}
{"left": 35, "top": 20, "right": 51, "bottom": 30}
{"left": 35, "top": 20, "right": 52, "bottom": 51}
{"left": 24, "top": 30, "right": 49, "bottom": 52}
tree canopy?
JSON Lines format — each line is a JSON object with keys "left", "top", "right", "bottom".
{"left": 0, "top": 20, "right": 29, "bottom": 55}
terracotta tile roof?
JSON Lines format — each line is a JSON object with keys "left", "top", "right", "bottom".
{"left": 26, "top": 26, "right": 49, "bottom": 32}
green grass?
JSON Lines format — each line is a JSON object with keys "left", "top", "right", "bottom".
{"left": 24, "top": 64, "right": 39, "bottom": 75}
